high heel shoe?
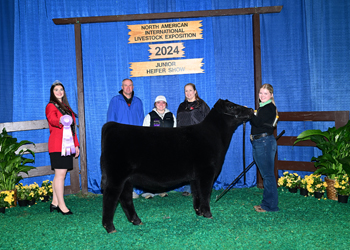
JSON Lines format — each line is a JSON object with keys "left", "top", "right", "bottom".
{"left": 50, "top": 203, "right": 59, "bottom": 212}
{"left": 57, "top": 206, "right": 73, "bottom": 215}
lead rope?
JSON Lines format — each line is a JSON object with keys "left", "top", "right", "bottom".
{"left": 243, "top": 121, "right": 246, "bottom": 185}
{"left": 215, "top": 130, "right": 285, "bottom": 202}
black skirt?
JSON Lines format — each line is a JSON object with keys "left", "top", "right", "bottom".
{"left": 49, "top": 152, "right": 73, "bottom": 170}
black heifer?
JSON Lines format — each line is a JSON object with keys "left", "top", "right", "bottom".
{"left": 100, "top": 99, "right": 253, "bottom": 233}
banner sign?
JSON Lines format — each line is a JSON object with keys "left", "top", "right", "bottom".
{"left": 128, "top": 21, "right": 203, "bottom": 43}
{"left": 130, "top": 58, "right": 204, "bottom": 77}
{"left": 149, "top": 43, "right": 185, "bottom": 60}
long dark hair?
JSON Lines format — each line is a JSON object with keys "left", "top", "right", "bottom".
{"left": 49, "top": 81, "right": 77, "bottom": 116}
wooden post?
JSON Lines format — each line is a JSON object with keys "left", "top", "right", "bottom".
{"left": 74, "top": 23, "right": 88, "bottom": 194}
{"left": 252, "top": 13, "right": 262, "bottom": 110}
{"left": 252, "top": 13, "right": 264, "bottom": 188}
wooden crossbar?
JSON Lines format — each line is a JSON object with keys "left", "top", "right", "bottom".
{"left": 256, "top": 111, "right": 349, "bottom": 188}
{"left": 0, "top": 119, "right": 80, "bottom": 195}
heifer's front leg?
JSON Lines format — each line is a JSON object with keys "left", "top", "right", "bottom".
{"left": 102, "top": 186, "right": 122, "bottom": 233}
{"left": 119, "top": 180, "right": 142, "bottom": 225}
{"left": 194, "top": 179, "right": 214, "bottom": 218}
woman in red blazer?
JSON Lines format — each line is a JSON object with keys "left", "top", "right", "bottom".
{"left": 45, "top": 80, "right": 80, "bottom": 215}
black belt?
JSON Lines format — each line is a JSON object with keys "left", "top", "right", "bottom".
{"left": 250, "top": 133, "right": 272, "bottom": 141}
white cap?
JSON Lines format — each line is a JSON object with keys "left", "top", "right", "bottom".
{"left": 155, "top": 95, "right": 167, "bottom": 103}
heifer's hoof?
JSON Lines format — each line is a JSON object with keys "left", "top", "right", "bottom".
{"left": 203, "top": 211, "right": 213, "bottom": 219}
{"left": 103, "top": 223, "right": 116, "bottom": 234}
{"left": 131, "top": 218, "right": 142, "bottom": 225}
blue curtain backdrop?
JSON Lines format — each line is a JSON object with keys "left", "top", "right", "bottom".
{"left": 0, "top": 0, "right": 14, "bottom": 123}
{"left": 0, "top": 0, "right": 349, "bottom": 193}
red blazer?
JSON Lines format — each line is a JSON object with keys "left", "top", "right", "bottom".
{"left": 46, "top": 103, "right": 80, "bottom": 153}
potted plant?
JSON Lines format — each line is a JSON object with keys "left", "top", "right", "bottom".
{"left": 27, "top": 183, "right": 40, "bottom": 205}
{"left": 294, "top": 120, "right": 350, "bottom": 200}
{"left": 15, "top": 183, "right": 31, "bottom": 206}
{"left": 40, "top": 180, "right": 53, "bottom": 202}
{"left": 334, "top": 174, "right": 350, "bottom": 203}
{"left": 0, "top": 190, "right": 15, "bottom": 213}
{"left": 299, "top": 175, "right": 310, "bottom": 196}
{"left": 0, "top": 128, "right": 36, "bottom": 198}
{"left": 306, "top": 174, "right": 327, "bottom": 199}
{"left": 278, "top": 171, "right": 301, "bottom": 193}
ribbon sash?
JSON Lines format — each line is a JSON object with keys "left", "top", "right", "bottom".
{"left": 61, "top": 115, "right": 76, "bottom": 156}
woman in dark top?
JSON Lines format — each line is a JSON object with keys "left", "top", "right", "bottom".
{"left": 250, "top": 83, "right": 279, "bottom": 212}
{"left": 176, "top": 83, "right": 210, "bottom": 196}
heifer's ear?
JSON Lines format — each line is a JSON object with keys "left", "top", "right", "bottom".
{"left": 214, "top": 99, "right": 224, "bottom": 112}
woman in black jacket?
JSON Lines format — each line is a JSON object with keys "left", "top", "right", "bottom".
{"left": 250, "top": 83, "right": 279, "bottom": 212}
{"left": 176, "top": 83, "right": 210, "bottom": 196}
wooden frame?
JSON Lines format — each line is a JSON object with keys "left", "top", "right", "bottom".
{"left": 53, "top": 7, "right": 283, "bottom": 25}
{"left": 256, "top": 111, "right": 349, "bottom": 188}
{"left": 0, "top": 120, "right": 80, "bottom": 194}
{"left": 52, "top": 6, "right": 283, "bottom": 193}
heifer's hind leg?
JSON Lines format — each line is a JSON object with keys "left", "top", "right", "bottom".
{"left": 190, "top": 181, "right": 201, "bottom": 215}
{"left": 102, "top": 186, "right": 122, "bottom": 233}
{"left": 119, "top": 180, "right": 142, "bottom": 225}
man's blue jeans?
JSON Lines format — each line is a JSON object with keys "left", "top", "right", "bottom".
{"left": 252, "top": 134, "right": 279, "bottom": 211}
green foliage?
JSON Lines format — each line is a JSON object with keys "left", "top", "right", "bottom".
{"left": 294, "top": 120, "right": 350, "bottom": 179}
{"left": 0, "top": 128, "right": 35, "bottom": 190}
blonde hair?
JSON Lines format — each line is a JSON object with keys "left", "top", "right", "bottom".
{"left": 261, "top": 83, "right": 278, "bottom": 116}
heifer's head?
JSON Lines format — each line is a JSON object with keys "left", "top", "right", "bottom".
{"left": 213, "top": 99, "right": 254, "bottom": 124}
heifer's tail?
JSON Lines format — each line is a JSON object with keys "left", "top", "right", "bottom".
{"left": 101, "top": 173, "right": 106, "bottom": 191}
{"left": 100, "top": 123, "right": 109, "bottom": 191}
{"left": 100, "top": 155, "right": 107, "bottom": 191}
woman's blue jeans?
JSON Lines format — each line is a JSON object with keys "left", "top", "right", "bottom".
{"left": 252, "top": 134, "right": 279, "bottom": 211}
